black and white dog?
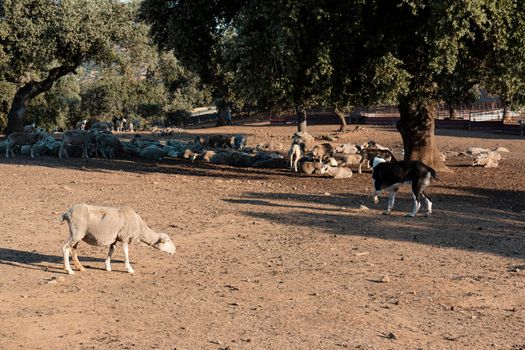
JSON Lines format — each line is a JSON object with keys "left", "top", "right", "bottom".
{"left": 371, "top": 158, "right": 438, "bottom": 217}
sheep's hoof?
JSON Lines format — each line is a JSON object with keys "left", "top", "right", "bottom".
{"left": 105, "top": 266, "right": 112, "bottom": 272}
{"left": 127, "top": 269, "right": 135, "bottom": 274}
{"left": 67, "top": 270, "right": 75, "bottom": 275}
{"left": 78, "top": 267, "right": 86, "bottom": 272}
{"left": 382, "top": 210, "right": 391, "bottom": 215}
{"left": 405, "top": 213, "right": 416, "bottom": 218}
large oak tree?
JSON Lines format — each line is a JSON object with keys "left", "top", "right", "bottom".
{"left": 0, "top": 0, "right": 135, "bottom": 134}
{"left": 332, "top": 0, "right": 525, "bottom": 170}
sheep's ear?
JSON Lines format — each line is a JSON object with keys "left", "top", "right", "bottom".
{"left": 158, "top": 233, "right": 169, "bottom": 243}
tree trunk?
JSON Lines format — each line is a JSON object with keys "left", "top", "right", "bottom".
{"left": 4, "top": 63, "right": 79, "bottom": 135}
{"left": 216, "top": 105, "right": 232, "bottom": 126}
{"left": 502, "top": 104, "right": 511, "bottom": 123}
{"left": 4, "top": 84, "right": 33, "bottom": 134}
{"left": 448, "top": 105, "right": 460, "bottom": 119}
{"left": 397, "top": 98, "right": 450, "bottom": 172}
{"left": 295, "top": 105, "right": 307, "bottom": 132}
{"left": 334, "top": 107, "right": 347, "bottom": 132}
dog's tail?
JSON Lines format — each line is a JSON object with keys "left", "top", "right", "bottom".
{"left": 388, "top": 150, "right": 397, "bottom": 162}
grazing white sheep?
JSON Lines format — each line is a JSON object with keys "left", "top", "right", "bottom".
{"left": 334, "top": 143, "right": 359, "bottom": 155}
{"left": 473, "top": 151, "right": 501, "bottom": 168}
{"left": 320, "top": 164, "right": 353, "bottom": 179}
{"left": 362, "top": 140, "right": 389, "bottom": 150}
{"left": 75, "top": 120, "right": 87, "bottom": 130}
{"left": 291, "top": 131, "right": 315, "bottom": 149}
{"left": 5, "top": 129, "right": 44, "bottom": 158}
{"left": 329, "top": 153, "right": 362, "bottom": 167}
{"left": 24, "top": 123, "right": 36, "bottom": 133}
{"left": 288, "top": 142, "right": 305, "bottom": 172}
{"left": 256, "top": 140, "right": 284, "bottom": 152}
{"left": 60, "top": 204, "right": 176, "bottom": 275}
{"left": 466, "top": 147, "right": 491, "bottom": 155}
{"left": 90, "top": 121, "right": 113, "bottom": 133}
{"left": 311, "top": 143, "right": 334, "bottom": 163}
{"left": 139, "top": 145, "right": 169, "bottom": 160}
{"left": 228, "top": 134, "right": 247, "bottom": 150}
{"left": 298, "top": 159, "right": 323, "bottom": 175}
{"left": 95, "top": 132, "right": 120, "bottom": 159}
{"left": 124, "top": 120, "right": 134, "bottom": 132}
{"left": 60, "top": 130, "right": 94, "bottom": 159}
{"left": 115, "top": 119, "right": 124, "bottom": 132}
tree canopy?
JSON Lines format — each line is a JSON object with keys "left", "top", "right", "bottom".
{"left": 0, "top": 0, "right": 136, "bottom": 133}
{"left": 142, "top": 0, "right": 525, "bottom": 168}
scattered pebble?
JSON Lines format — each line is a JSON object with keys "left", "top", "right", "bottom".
{"left": 383, "top": 332, "right": 397, "bottom": 340}
{"left": 380, "top": 275, "right": 391, "bottom": 283}
{"left": 354, "top": 252, "right": 370, "bottom": 256}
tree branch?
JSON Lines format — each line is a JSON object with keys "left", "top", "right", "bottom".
{"left": 28, "top": 58, "right": 82, "bottom": 99}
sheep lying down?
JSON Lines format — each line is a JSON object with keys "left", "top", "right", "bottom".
{"left": 61, "top": 204, "right": 176, "bottom": 275}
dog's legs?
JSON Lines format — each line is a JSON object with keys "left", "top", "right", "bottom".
{"left": 408, "top": 180, "right": 427, "bottom": 217}
{"left": 372, "top": 179, "right": 381, "bottom": 203}
{"left": 421, "top": 191, "right": 432, "bottom": 216}
{"left": 407, "top": 191, "right": 421, "bottom": 217}
{"left": 384, "top": 190, "right": 396, "bottom": 215}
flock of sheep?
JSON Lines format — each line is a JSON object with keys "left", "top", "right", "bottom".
{"left": 1, "top": 120, "right": 509, "bottom": 175}
{"left": 0, "top": 121, "right": 403, "bottom": 181}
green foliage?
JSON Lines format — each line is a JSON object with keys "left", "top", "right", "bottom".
{"left": 157, "top": 52, "right": 212, "bottom": 111}
{"left": 0, "top": 0, "right": 134, "bottom": 82}
{"left": 139, "top": 0, "right": 244, "bottom": 107}
{"left": 0, "top": 81, "right": 16, "bottom": 130}
{"left": 25, "top": 75, "right": 81, "bottom": 130}
{"left": 229, "top": 0, "right": 332, "bottom": 111}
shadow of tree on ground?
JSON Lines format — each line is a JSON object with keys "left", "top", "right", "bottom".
{"left": 226, "top": 186, "right": 524, "bottom": 259}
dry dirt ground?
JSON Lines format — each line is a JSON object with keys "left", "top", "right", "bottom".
{"left": 0, "top": 123, "right": 524, "bottom": 350}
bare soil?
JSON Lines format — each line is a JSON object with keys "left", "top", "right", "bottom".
{"left": 0, "top": 123, "right": 524, "bottom": 350}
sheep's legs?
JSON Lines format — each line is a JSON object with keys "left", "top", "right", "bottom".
{"left": 82, "top": 144, "right": 89, "bottom": 159}
{"left": 105, "top": 243, "right": 116, "bottom": 271}
{"left": 59, "top": 145, "right": 69, "bottom": 159}
{"left": 63, "top": 239, "right": 76, "bottom": 275}
{"left": 122, "top": 241, "right": 134, "bottom": 274}
{"left": 70, "top": 243, "right": 86, "bottom": 272}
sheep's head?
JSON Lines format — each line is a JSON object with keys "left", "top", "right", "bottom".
{"left": 320, "top": 163, "right": 330, "bottom": 174}
{"left": 154, "top": 233, "right": 176, "bottom": 255}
